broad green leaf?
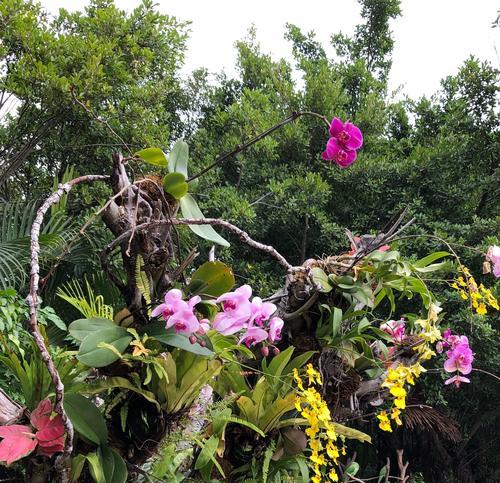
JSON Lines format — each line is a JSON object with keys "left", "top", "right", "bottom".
{"left": 64, "top": 393, "right": 108, "bottom": 445}
{"left": 163, "top": 172, "right": 188, "bottom": 200}
{"left": 179, "top": 194, "right": 230, "bottom": 247}
{"left": 311, "top": 267, "right": 332, "bottom": 293}
{"left": 77, "top": 327, "right": 132, "bottom": 368}
{"left": 168, "top": 140, "right": 189, "bottom": 176}
{"left": 135, "top": 147, "right": 167, "bottom": 167}
{"left": 68, "top": 317, "right": 115, "bottom": 342}
{"left": 142, "top": 322, "right": 214, "bottom": 356}
{"left": 100, "top": 446, "right": 127, "bottom": 483}
{"left": 186, "top": 261, "right": 235, "bottom": 297}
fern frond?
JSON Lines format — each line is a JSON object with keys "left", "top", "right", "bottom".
{"left": 56, "top": 277, "right": 113, "bottom": 320}
{"left": 135, "top": 255, "right": 151, "bottom": 315}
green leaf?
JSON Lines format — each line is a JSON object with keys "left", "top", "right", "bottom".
{"left": 142, "top": 322, "right": 214, "bottom": 356}
{"left": 186, "top": 261, "right": 235, "bottom": 297}
{"left": 163, "top": 172, "right": 189, "bottom": 200}
{"left": 64, "top": 393, "right": 108, "bottom": 445}
{"left": 77, "top": 327, "right": 132, "bottom": 368}
{"left": 179, "top": 194, "right": 230, "bottom": 247}
{"left": 86, "top": 452, "right": 105, "bottom": 483}
{"left": 68, "top": 317, "right": 116, "bottom": 342}
{"left": 311, "top": 267, "right": 332, "bottom": 293}
{"left": 135, "top": 147, "right": 167, "bottom": 167}
{"left": 168, "top": 140, "right": 189, "bottom": 177}
{"left": 135, "top": 255, "right": 151, "bottom": 313}
{"left": 332, "top": 422, "right": 371, "bottom": 443}
{"left": 100, "top": 446, "right": 127, "bottom": 483}
{"left": 85, "top": 376, "right": 160, "bottom": 410}
{"left": 346, "top": 461, "right": 360, "bottom": 476}
{"left": 332, "top": 307, "right": 342, "bottom": 338}
{"left": 413, "top": 251, "right": 450, "bottom": 268}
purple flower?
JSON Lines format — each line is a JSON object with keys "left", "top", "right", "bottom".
{"left": 238, "top": 327, "right": 269, "bottom": 347}
{"left": 249, "top": 297, "right": 277, "bottom": 327}
{"left": 444, "top": 342, "right": 474, "bottom": 375}
{"left": 213, "top": 285, "right": 252, "bottom": 335}
{"left": 444, "top": 374, "right": 470, "bottom": 388}
{"left": 151, "top": 289, "right": 188, "bottom": 320}
{"left": 166, "top": 308, "right": 200, "bottom": 335}
{"left": 268, "top": 317, "right": 284, "bottom": 343}
{"left": 487, "top": 245, "right": 500, "bottom": 277}
{"left": 322, "top": 118, "right": 363, "bottom": 168}
{"left": 380, "top": 319, "right": 406, "bottom": 343}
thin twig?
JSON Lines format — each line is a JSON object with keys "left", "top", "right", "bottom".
{"left": 27, "top": 174, "right": 109, "bottom": 482}
{"left": 187, "top": 110, "right": 330, "bottom": 182}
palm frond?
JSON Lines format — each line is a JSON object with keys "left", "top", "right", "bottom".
{"left": 56, "top": 277, "right": 113, "bottom": 320}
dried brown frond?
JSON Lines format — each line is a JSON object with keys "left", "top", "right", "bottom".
{"left": 404, "top": 403, "right": 462, "bottom": 442}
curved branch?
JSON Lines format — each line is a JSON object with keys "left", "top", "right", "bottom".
{"left": 27, "top": 174, "right": 109, "bottom": 481}
{"left": 100, "top": 218, "right": 293, "bottom": 272}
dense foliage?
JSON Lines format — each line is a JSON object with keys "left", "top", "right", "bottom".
{"left": 0, "top": 1, "right": 498, "bottom": 482}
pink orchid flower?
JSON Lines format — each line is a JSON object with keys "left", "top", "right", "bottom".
{"left": 380, "top": 319, "right": 406, "bottom": 343}
{"left": 444, "top": 342, "right": 474, "bottom": 375}
{"left": 249, "top": 297, "right": 277, "bottom": 327}
{"left": 268, "top": 317, "right": 284, "bottom": 343}
{"left": 322, "top": 118, "right": 363, "bottom": 168}
{"left": 487, "top": 245, "right": 500, "bottom": 277}
{"left": 213, "top": 285, "right": 252, "bottom": 335}
{"left": 166, "top": 308, "right": 200, "bottom": 335}
{"left": 151, "top": 289, "right": 189, "bottom": 320}
{"left": 238, "top": 327, "right": 269, "bottom": 347}
{"left": 197, "top": 318, "right": 211, "bottom": 335}
{"left": 444, "top": 375, "right": 470, "bottom": 388}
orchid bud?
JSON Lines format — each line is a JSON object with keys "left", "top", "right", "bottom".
{"left": 272, "top": 347, "right": 280, "bottom": 356}
{"left": 261, "top": 346, "right": 269, "bottom": 357}
{"left": 189, "top": 335, "right": 197, "bottom": 345}
{"left": 199, "top": 340, "right": 206, "bottom": 347}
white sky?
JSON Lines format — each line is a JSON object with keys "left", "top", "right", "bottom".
{"left": 40, "top": 0, "right": 500, "bottom": 99}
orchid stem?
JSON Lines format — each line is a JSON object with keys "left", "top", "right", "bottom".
{"left": 187, "top": 110, "right": 330, "bottom": 182}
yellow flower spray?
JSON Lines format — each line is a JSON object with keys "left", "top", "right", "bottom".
{"left": 293, "top": 364, "right": 345, "bottom": 482}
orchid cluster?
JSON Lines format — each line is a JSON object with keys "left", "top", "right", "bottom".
{"left": 0, "top": 399, "right": 65, "bottom": 465}
{"left": 152, "top": 286, "right": 284, "bottom": 352}
{"left": 451, "top": 266, "right": 499, "bottom": 315}
{"left": 293, "top": 365, "right": 345, "bottom": 483}
{"left": 380, "top": 318, "right": 406, "bottom": 343}
{"left": 439, "top": 329, "right": 474, "bottom": 388}
{"left": 378, "top": 362, "right": 426, "bottom": 432}
{"left": 321, "top": 118, "right": 363, "bottom": 168}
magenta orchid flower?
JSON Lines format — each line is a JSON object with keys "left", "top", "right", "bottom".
{"left": 268, "top": 317, "right": 284, "bottom": 343}
{"left": 249, "top": 297, "right": 277, "bottom": 327}
{"left": 151, "top": 289, "right": 188, "bottom": 320}
{"left": 322, "top": 118, "right": 363, "bottom": 168}
{"left": 380, "top": 319, "right": 406, "bottom": 343}
{"left": 166, "top": 308, "right": 200, "bottom": 335}
{"left": 213, "top": 285, "right": 252, "bottom": 335}
{"left": 487, "top": 245, "right": 500, "bottom": 277}
{"left": 444, "top": 374, "right": 470, "bottom": 388}
{"left": 238, "top": 327, "right": 269, "bottom": 347}
{"left": 444, "top": 342, "right": 474, "bottom": 375}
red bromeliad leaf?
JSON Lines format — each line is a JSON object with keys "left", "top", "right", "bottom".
{"left": 0, "top": 425, "right": 37, "bottom": 465}
{"left": 30, "top": 399, "right": 53, "bottom": 431}
{"left": 30, "top": 399, "right": 66, "bottom": 457}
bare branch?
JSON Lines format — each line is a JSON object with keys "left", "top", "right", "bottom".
{"left": 101, "top": 218, "right": 293, "bottom": 272}
{"left": 27, "top": 174, "right": 109, "bottom": 482}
